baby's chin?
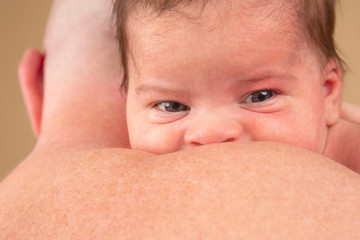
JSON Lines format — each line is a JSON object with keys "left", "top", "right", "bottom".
{"left": 129, "top": 134, "right": 329, "bottom": 155}
{"left": 131, "top": 142, "right": 273, "bottom": 155}
{"left": 129, "top": 143, "right": 178, "bottom": 155}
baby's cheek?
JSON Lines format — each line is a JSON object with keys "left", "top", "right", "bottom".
{"left": 248, "top": 113, "right": 326, "bottom": 153}
{"left": 129, "top": 126, "right": 183, "bottom": 154}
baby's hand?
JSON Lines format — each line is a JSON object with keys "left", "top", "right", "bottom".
{"left": 341, "top": 102, "right": 360, "bottom": 124}
{"left": 324, "top": 102, "right": 360, "bottom": 174}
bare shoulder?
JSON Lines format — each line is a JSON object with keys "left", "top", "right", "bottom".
{"left": 1, "top": 142, "right": 360, "bottom": 239}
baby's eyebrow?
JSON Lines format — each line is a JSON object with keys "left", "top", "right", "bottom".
{"left": 234, "top": 72, "right": 298, "bottom": 85}
{"left": 134, "top": 72, "right": 297, "bottom": 95}
{"left": 135, "top": 84, "right": 189, "bottom": 95}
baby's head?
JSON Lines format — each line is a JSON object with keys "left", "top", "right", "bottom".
{"left": 114, "top": 0, "right": 343, "bottom": 154}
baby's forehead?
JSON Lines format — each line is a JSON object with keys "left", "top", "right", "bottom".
{"left": 129, "top": 0, "right": 293, "bottom": 23}
{"left": 127, "top": 0, "right": 305, "bottom": 57}
{"left": 126, "top": 1, "right": 318, "bottom": 82}
{"left": 128, "top": 0, "right": 301, "bottom": 43}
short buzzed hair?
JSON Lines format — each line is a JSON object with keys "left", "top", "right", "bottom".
{"left": 113, "top": 0, "right": 343, "bottom": 90}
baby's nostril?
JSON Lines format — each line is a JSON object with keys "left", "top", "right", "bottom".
{"left": 191, "top": 142, "right": 202, "bottom": 147}
{"left": 223, "top": 138, "right": 236, "bottom": 143}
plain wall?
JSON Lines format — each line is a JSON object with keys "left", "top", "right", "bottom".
{"left": 0, "top": 0, "right": 359, "bottom": 180}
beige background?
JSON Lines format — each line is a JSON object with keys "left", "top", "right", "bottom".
{"left": 0, "top": 1, "right": 359, "bottom": 180}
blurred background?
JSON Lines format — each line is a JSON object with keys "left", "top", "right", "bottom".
{"left": 0, "top": 0, "right": 359, "bottom": 181}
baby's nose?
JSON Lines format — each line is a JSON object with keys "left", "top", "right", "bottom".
{"left": 184, "top": 114, "right": 245, "bottom": 146}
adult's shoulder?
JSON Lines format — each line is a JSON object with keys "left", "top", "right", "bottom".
{"left": 1, "top": 142, "right": 360, "bottom": 239}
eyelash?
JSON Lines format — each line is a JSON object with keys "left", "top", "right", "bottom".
{"left": 152, "top": 89, "right": 278, "bottom": 113}
{"left": 153, "top": 101, "right": 190, "bottom": 113}
{"left": 242, "top": 89, "right": 278, "bottom": 104}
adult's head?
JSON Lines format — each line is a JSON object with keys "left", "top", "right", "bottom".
{"left": 18, "top": 0, "right": 129, "bottom": 150}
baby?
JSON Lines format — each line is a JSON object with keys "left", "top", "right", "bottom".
{"left": 114, "top": 0, "right": 344, "bottom": 155}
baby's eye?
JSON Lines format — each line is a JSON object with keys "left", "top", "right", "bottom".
{"left": 244, "top": 90, "right": 276, "bottom": 103}
{"left": 155, "top": 101, "right": 190, "bottom": 112}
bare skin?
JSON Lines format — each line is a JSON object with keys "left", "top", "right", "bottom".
{"left": 1, "top": 142, "right": 360, "bottom": 239}
{"left": 341, "top": 102, "right": 360, "bottom": 124}
{"left": 324, "top": 119, "right": 360, "bottom": 172}
{"left": 0, "top": 0, "right": 360, "bottom": 239}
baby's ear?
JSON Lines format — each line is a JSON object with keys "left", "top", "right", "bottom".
{"left": 322, "top": 58, "right": 343, "bottom": 127}
{"left": 18, "top": 48, "right": 45, "bottom": 137}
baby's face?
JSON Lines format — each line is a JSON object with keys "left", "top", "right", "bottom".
{"left": 126, "top": 1, "right": 339, "bottom": 154}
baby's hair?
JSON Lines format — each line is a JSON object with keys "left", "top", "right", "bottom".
{"left": 113, "top": 0, "right": 343, "bottom": 91}
{"left": 293, "top": 0, "right": 344, "bottom": 69}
